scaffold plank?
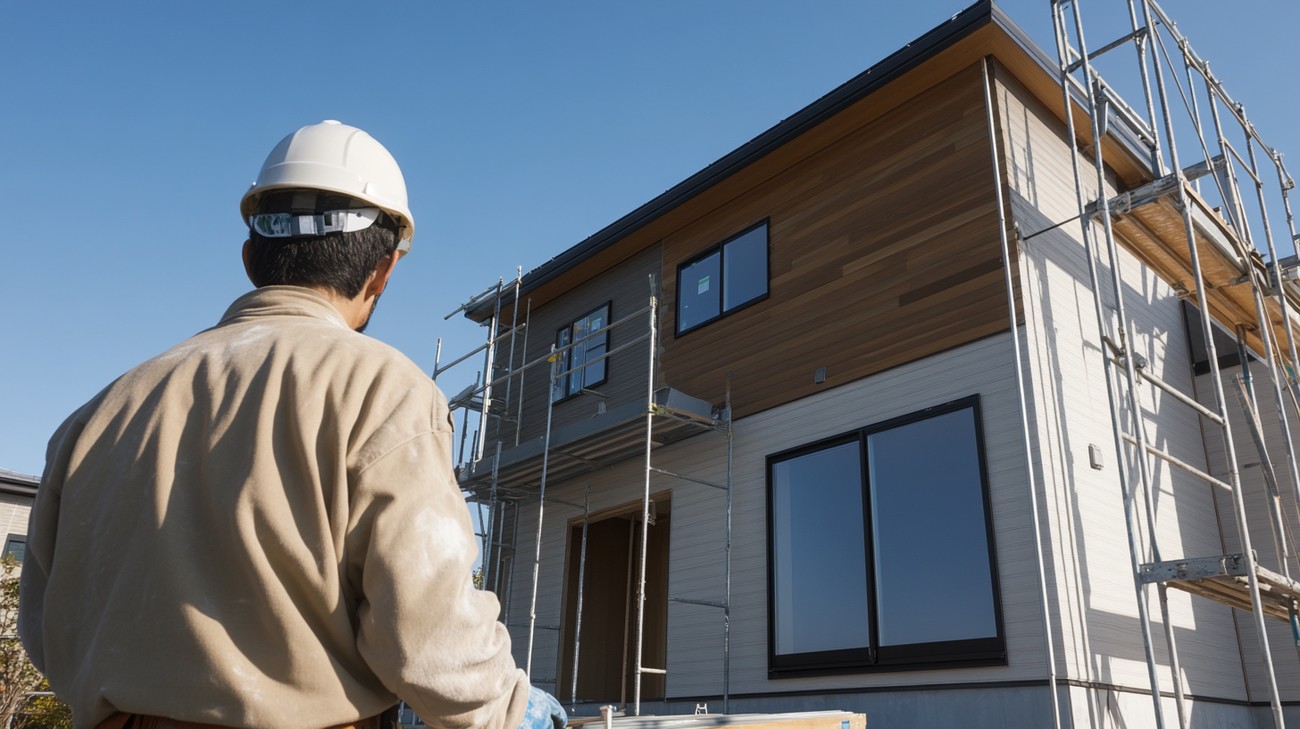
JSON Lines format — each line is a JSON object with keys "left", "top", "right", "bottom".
{"left": 1139, "top": 554, "right": 1300, "bottom": 622}
{"left": 1108, "top": 178, "right": 1298, "bottom": 365}
{"left": 570, "top": 711, "right": 866, "bottom": 729}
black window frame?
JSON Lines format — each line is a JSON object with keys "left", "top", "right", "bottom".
{"left": 552, "top": 302, "right": 611, "bottom": 403}
{"left": 765, "top": 395, "right": 1005, "bottom": 676}
{"left": 675, "top": 219, "right": 770, "bottom": 336}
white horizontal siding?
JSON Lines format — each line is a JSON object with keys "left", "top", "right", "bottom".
{"left": 501, "top": 329, "right": 1046, "bottom": 699}
{"left": 681, "top": 332, "right": 1041, "bottom": 696}
{"left": 0, "top": 494, "right": 30, "bottom": 542}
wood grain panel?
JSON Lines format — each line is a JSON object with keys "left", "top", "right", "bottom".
{"left": 660, "top": 64, "right": 1011, "bottom": 419}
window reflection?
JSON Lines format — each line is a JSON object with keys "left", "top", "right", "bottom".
{"left": 772, "top": 439, "right": 870, "bottom": 655}
{"left": 553, "top": 304, "right": 609, "bottom": 402}
{"left": 869, "top": 408, "right": 997, "bottom": 646}
{"left": 767, "top": 397, "right": 1002, "bottom": 673}
{"left": 676, "top": 221, "right": 768, "bottom": 335}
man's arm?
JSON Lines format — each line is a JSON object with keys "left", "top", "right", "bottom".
{"left": 347, "top": 425, "right": 531, "bottom": 729}
{"left": 19, "top": 415, "right": 81, "bottom": 674}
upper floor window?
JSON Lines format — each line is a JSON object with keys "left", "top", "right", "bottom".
{"left": 676, "top": 221, "right": 769, "bottom": 335}
{"left": 767, "top": 396, "right": 1003, "bottom": 674}
{"left": 553, "top": 304, "right": 610, "bottom": 402}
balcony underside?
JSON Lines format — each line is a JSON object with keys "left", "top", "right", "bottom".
{"left": 459, "top": 387, "right": 721, "bottom": 501}
{"left": 1107, "top": 176, "right": 1299, "bottom": 363}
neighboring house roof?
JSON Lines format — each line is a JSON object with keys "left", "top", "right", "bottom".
{"left": 466, "top": 0, "right": 1148, "bottom": 322}
{"left": 0, "top": 469, "right": 39, "bottom": 499}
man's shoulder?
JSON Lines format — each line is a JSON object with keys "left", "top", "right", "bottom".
{"left": 317, "top": 326, "right": 434, "bottom": 391}
{"left": 265, "top": 322, "right": 448, "bottom": 429}
{"left": 118, "top": 312, "right": 439, "bottom": 416}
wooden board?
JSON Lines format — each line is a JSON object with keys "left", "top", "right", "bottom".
{"left": 570, "top": 711, "right": 866, "bottom": 729}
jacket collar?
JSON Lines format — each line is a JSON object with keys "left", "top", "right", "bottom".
{"left": 219, "top": 286, "right": 350, "bottom": 330}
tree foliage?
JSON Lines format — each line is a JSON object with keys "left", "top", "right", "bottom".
{"left": 0, "top": 556, "right": 71, "bottom": 728}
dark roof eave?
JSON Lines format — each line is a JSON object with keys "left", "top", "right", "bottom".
{"left": 0, "top": 473, "right": 38, "bottom": 498}
{"left": 469, "top": 0, "right": 1006, "bottom": 320}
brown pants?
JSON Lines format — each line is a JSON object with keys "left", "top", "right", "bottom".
{"left": 96, "top": 713, "right": 384, "bottom": 729}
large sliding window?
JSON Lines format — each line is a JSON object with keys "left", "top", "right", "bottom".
{"left": 767, "top": 396, "right": 1003, "bottom": 674}
{"left": 553, "top": 304, "right": 610, "bottom": 402}
{"left": 676, "top": 221, "right": 769, "bottom": 335}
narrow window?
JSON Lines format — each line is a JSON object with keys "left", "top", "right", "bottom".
{"left": 676, "top": 221, "right": 769, "bottom": 335}
{"left": 767, "top": 396, "right": 1003, "bottom": 674}
{"left": 553, "top": 304, "right": 610, "bottom": 402}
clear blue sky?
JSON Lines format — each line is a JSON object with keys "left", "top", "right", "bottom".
{"left": 3, "top": 1, "right": 1297, "bottom": 476}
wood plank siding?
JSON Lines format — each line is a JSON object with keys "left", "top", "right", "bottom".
{"left": 660, "top": 63, "right": 1014, "bottom": 419}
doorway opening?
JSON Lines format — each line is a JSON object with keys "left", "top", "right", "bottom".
{"left": 558, "top": 493, "right": 670, "bottom": 704}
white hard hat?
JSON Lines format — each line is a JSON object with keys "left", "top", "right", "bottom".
{"left": 241, "top": 120, "right": 415, "bottom": 253}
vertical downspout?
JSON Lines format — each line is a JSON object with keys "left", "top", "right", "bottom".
{"left": 981, "top": 57, "right": 1062, "bottom": 729}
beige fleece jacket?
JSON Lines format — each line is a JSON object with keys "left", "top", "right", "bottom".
{"left": 20, "top": 286, "right": 529, "bottom": 729}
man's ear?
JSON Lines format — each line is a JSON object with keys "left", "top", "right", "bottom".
{"left": 365, "top": 250, "right": 400, "bottom": 298}
{"left": 242, "top": 239, "right": 256, "bottom": 285}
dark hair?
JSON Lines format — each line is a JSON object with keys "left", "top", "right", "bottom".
{"left": 246, "top": 223, "right": 399, "bottom": 298}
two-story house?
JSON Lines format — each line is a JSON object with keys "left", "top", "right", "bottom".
{"left": 437, "top": 1, "right": 1300, "bottom": 727}
{"left": 0, "top": 469, "right": 38, "bottom": 566}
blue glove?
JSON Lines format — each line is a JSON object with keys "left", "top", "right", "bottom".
{"left": 519, "top": 686, "right": 567, "bottom": 729}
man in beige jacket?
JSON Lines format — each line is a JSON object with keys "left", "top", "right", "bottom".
{"left": 19, "top": 121, "right": 565, "bottom": 729}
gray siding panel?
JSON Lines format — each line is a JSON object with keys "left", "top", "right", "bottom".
{"left": 487, "top": 244, "right": 663, "bottom": 450}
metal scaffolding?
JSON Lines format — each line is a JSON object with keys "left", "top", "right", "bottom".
{"left": 435, "top": 275, "right": 733, "bottom": 715}
{"left": 1051, "top": 1, "right": 1300, "bottom": 727}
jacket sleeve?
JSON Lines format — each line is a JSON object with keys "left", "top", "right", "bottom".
{"left": 18, "top": 481, "right": 55, "bottom": 675}
{"left": 347, "top": 414, "right": 529, "bottom": 729}
{"left": 19, "top": 414, "right": 82, "bottom": 674}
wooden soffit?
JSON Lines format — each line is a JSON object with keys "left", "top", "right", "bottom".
{"left": 1108, "top": 178, "right": 1298, "bottom": 364}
